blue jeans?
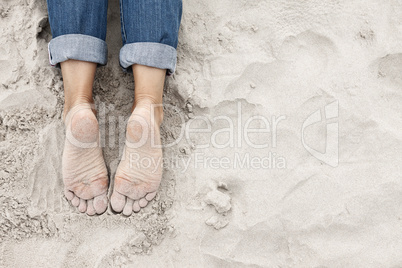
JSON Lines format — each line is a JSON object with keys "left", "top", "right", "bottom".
{"left": 47, "top": 0, "right": 182, "bottom": 75}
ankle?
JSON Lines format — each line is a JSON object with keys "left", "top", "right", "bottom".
{"left": 63, "top": 97, "right": 95, "bottom": 121}
{"left": 133, "top": 98, "right": 164, "bottom": 126}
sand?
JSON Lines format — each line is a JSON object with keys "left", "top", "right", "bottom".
{"left": 1, "top": 0, "right": 402, "bottom": 267}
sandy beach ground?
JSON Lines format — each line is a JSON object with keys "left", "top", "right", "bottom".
{"left": 1, "top": 0, "right": 402, "bottom": 267}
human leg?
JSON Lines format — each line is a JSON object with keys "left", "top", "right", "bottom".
{"left": 47, "top": 0, "right": 109, "bottom": 215}
{"left": 111, "top": 0, "right": 182, "bottom": 215}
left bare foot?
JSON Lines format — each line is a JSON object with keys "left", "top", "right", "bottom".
{"left": 63, "top": 103, "right": 109, "bottom": 215}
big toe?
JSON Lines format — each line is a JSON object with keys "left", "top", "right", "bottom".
{"left": 93, "top": 193, "right": 108, "bottom": 214}
{"left": 145, "top": 191, "right": 157, "bottom": 201}
{"left": 138, "top": 197, "right": 148, "bottom": 208}
{"left": 71, "top": 195, "right": 80, "bottom": 207}
{"left": 111, "top": 191, "right": 126, "bottom": 212}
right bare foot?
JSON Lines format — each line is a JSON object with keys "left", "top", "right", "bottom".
{"left": 110, "top": 102, "right": 163, "bottom": 216}
{"left": 62, "top": 103, "right": 109, "bottom": 215}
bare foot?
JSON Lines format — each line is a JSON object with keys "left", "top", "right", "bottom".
{"left": 110, "top": 102, "right": 163, "bottom": 216}
{"left": 63, "top": 103, "right": 109, "bottom": 215}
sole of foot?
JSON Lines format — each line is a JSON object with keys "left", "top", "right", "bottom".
{"left": 63, "top": 103, "right": 109, "bottom": 215}
{"left": 110, "top": 104, "right": 162, "bottom": 216}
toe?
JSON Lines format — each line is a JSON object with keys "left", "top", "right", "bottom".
{"left": 86, "top": 199, "right": 96, "bottom": 216}
{"left": 71, "top": 195, "right": 80, "bottom": 207}
{"left": 78, "top": 198, "right": 87, "bottom": 213}
{"left": 93, "top": 193, "right": 108, "bottom": 214}
{"left": 133, "top": 200, "right": 141, "bottom": 213}
{"left": 64, "top": 189, "right": 75, "bottom": 201}
{"left": 123, "top": 198, "right": 134, "bottom": 216}
{"left": 139, "top": 198, "right": 148, "bottom": 208}
{"left": 111, "top": 191, "right": 126, "bottom": 212}
{"left": 145, "top": 191, "right": 157, "bottom": 201}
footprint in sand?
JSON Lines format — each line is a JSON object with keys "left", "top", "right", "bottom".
{"left": 369, "top": 53, "right": 402, "bottom": 111}
{"left": 29, "top": 121, "right": 65, "bottom": 213}
{"left": 224, "top": 31, "right": 337, "bottom": 110}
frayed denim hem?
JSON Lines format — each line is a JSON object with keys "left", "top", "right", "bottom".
{"left": 48, "top": 34, "right": 108, "bottom": 67}
{"left": 119, "top": 42, "right": 177, "bottom": 75}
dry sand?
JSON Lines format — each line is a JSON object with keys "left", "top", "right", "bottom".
{"left": 1, "top": 0, "right": 402, "bottom": 267}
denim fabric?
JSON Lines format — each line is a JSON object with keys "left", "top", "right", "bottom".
{"left": 120, "top": 43, "right": 177, "bottom": 74}
{"left": 46, "top": 0, "right": 182, "bottom": 74}
{"left": 48, "top": 34, "right": 108, "bottom": 66}
{"left": 119, "top": 0, "right": 182, "bottom": 74}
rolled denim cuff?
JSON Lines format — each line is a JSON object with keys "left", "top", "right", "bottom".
{"left": 119, "top": 42, "right": 177, "bottom": 75}
{"left": 48, "top": 34, "right": 108, "bottom": 67}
